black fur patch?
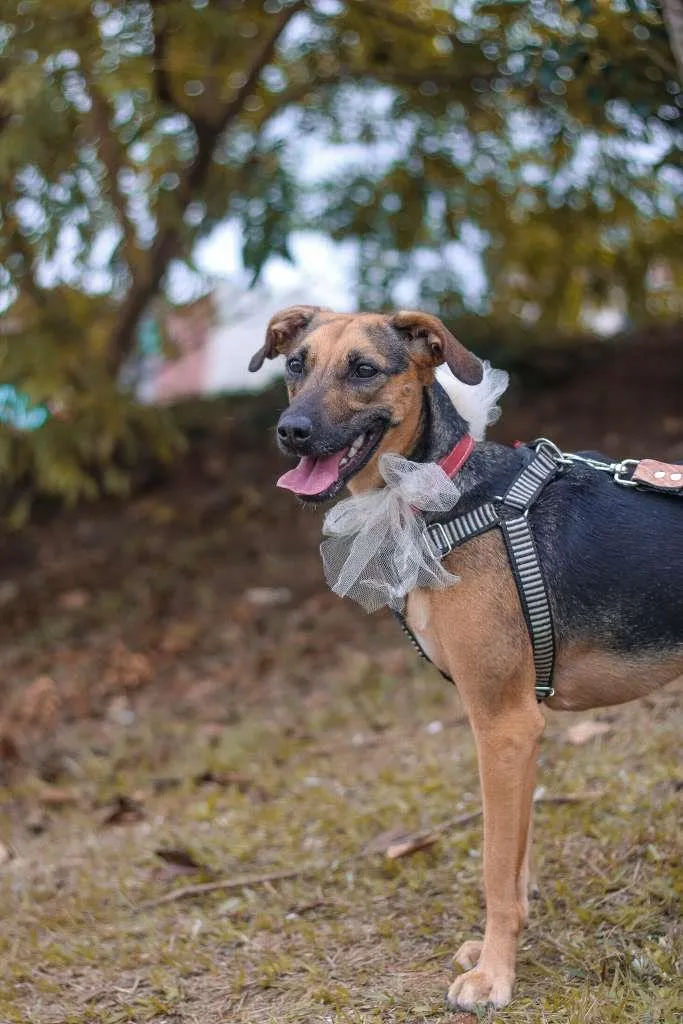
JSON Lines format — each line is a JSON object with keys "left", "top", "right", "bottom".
{"left": 531, "top": 461, "right": 683, "bottom": 654}
{"left": 363, "top": 324, "right": 410, "bottom": 375}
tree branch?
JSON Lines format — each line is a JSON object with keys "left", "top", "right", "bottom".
{"left": 150, "top": 0, "right": 175, "bottom": 108}
{"left": 349, "top": 0, "right": 455, "bottom": 42}
{"left": 106, "top": 0, "right": 307, "bottom": 371}
{"left": 659, "top": 0, "right": 683, "bottom": 80}
{"left": 4, "top": 209, "right": 47, "bottom": 312}
{"left": 364, "top": 68, "right": 495, "bottom": 90}
{"left": 188, "top": 0, "right": 307, "bottom": 189}
{"left": 88, "top": 85, "right": 139, "bottom": 263}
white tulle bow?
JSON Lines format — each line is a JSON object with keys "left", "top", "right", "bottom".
{"left": 320, "top": 453, "right": 462, "bottom": 613}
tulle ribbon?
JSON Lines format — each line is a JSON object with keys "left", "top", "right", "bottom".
{"left": 320, "top": 453, "right": 462, "bottom": 613}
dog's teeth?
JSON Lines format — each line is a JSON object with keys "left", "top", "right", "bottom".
{"left": 348, "top": 433, "right": 365, "bottom": 458}
{"left": 339, "top": 456, "right": 348, "bottom": 467}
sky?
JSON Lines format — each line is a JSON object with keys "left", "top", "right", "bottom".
{"left": 195, "top": 216, "right": 488, "bottom": 319}
{"left": 196, "top": 222, "right": 358, "bottom": 312}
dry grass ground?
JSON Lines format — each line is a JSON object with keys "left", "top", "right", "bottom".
{"left": 1, "top": 658, "right": 681, "bottom": 1024}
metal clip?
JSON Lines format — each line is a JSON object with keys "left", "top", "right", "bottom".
{"left": 613, "top": 459, "right": 639, "bottom": 487}
{"left": 535, "top": 685, "right": 555, "bottom": 701}
{"left": 427, "top": 522, "right": 451, "bottom": 559}
{"left": 531, "top": 437, "right": 568, "bottom": 463}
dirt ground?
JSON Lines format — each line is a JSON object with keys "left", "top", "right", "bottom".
{"left": 0, "top": 329, "right": 681, "bottom": 1023}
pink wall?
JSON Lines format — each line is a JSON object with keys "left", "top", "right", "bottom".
{"left": 152, "top": 297, "right": 214, "bottom": 404}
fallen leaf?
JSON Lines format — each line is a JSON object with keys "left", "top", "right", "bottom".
{"left": 193, "top": 770, "right": 267, "bottom": 799}
{"left": 566, "top": 720, "right": 612, "bottom": 745}
{"left": 244, "top": 587, "right": 292, "bottom": 607}
{"left": 386, "top": 833, "right": 439, "bottom": 860}
{"left": 285, "top": 899, "right": 329, "bottom": 918}
{"left": 363, "top": 826, "right": 410, "bottom": 856}
{"left": 154, "top": 847, "right": 212, "bottom": 876}
{"left": 101, "top": 795, "right": 145, "bottom": 826}
{"left": 58, "top": 588, "right": 90, "bottom": 610}
{"left": 103, "top": 643, "right": 152, "bottom": 692}
{"left": 38, "top": 785, "right": 78, "bottom": 807}
{"left": 364, "top": 822, "right": 443, "bottom": 859}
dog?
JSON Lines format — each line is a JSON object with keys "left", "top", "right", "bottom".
{"left": 249, "top": 305, "right": 683, "bottom": 1010}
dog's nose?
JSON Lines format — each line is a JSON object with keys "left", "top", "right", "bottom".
{"left": 277, "top": 413, "right": 313, "bottom": 451}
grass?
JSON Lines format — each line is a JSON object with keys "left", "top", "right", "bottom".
{"left": 1, "top": 660, "right": 680, "bottom": 1024}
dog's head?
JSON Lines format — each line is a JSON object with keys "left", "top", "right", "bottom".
{"left": 249, "top": 306, "right": 482, "bottom": 501}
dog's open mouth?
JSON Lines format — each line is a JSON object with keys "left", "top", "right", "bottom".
{"left": 277, "top": 423, "right": 385, "bottom": 501}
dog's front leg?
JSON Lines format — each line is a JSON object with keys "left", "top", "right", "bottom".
{"left": 447, "top": 698, "right": 544, "bottom": 1010}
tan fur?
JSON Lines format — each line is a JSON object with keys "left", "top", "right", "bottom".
{"left": 549, "top": 647, "right": 683, "bottom": 711}
{"left": 401, "top": 528, "right": 680, "bottom": 1008}
{"left": 260, "top": 309, "right": 679, "bottom": 1010}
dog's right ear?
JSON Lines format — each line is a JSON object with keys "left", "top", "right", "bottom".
{"left": 248, "top": 305, "right": 325, "bottom": 372}
{"left": 389, "top": 310, "right": 483, "bottom": 385}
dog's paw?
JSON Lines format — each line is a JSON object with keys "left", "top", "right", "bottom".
{"left": 452, "top": 939, "right": 483, "bottom": 971}
{"left": 446, "top": 966, "right": 513, "bottom": 1010}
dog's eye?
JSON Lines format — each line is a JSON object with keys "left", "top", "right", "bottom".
{"left": 354, "top": 363, "right": 379, "bottom": 379}
{"left": 286, "top": 356, "right": 304, "bottom": 375}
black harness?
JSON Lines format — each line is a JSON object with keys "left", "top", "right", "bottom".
{"left": 396, "top": 442, "right": 559, "bottom": 701}
{"left": 395, "top": 439, "right": 682, "bottom": 702}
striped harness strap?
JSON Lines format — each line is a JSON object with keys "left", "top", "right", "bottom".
{"left": 423, "top": 446, "right": 559, "bottom": 701}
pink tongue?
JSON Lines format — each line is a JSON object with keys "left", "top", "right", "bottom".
{"left": 277, "top": 450, "right": 347, "bottom": 496}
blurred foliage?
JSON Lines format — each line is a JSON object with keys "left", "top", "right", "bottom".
{"left": 308, "top": 0, "right": 682, "bottom": 328}
{"left": 0, "top": 0, "right": 680, "bottom": 512}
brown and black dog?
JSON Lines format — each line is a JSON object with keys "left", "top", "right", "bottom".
{"left": 249, "top": 305, "right": 683, "bottom": 1010}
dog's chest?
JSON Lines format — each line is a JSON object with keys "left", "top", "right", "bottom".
{"left": 405, "top": 589, "right": 449, "bottom": 674}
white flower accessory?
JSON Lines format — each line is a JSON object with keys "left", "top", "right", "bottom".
{"left": 436, "top": 360, "right": 509, "bottom": 440}
{"left": 320, "top": 453, "right": 462, "bottom": 613}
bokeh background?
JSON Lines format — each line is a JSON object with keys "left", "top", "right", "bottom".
{"left": 0, "top": 4, "right": 682, "bottom": 1023}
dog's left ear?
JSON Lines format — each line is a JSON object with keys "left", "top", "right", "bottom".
{"left": 248, "top": 305, "right": 325, "bottom": 372}
{"left": 390, "top": 310, "right": 483, "bottom": 385}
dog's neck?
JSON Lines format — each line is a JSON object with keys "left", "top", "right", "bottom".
{"left": 410, "top": 381, "right": 471, "bottom": 464}
{"left": 409, "top": 380, "right": 521, "bottom": 505}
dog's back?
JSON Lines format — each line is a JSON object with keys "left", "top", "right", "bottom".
{"left": 534, "top": 459, "right": 683, "bottom": 654}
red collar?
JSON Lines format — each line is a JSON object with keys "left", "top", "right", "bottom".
{"left": 438, "top": 434, "right": 474, "bottom": 478}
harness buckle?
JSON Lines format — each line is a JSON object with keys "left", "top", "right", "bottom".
{"left": 613, "top": 459, "right": 639, "bottom": 487}
{"left": 535, "top": 685, "right": 555, "bottom": 702}
{"left": 427, "top": 522, "right": 452, "bottom": 559}
{"left": 531, "top": 437, "right": 566, "bottom": 463}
